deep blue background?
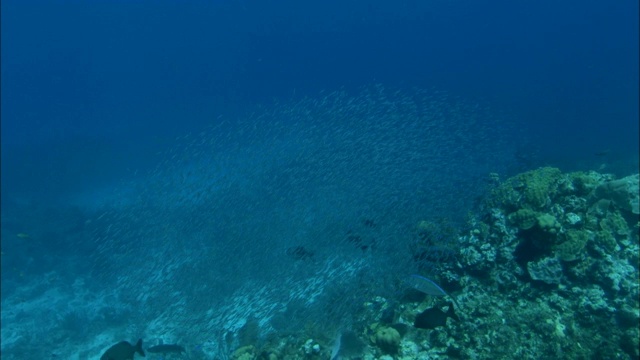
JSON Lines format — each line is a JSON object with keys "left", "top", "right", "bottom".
{"left": 2, "top": 0, "right": 638, "bottom": 202}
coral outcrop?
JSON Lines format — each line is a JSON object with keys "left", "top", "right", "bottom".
{"left": 227, "top": 168, "right": 638, "bottom": 360}
{"left": 448, "top": 168, "right": 639, "bottom": 358}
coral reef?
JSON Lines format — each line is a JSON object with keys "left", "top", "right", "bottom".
{"left": 229, "top": 168, "right": 638, "bottom": 359}
{"left": 6, "top": 165, "right": 635, "bottom": 360}
{"left": 371, "top": 326, "right": 401, "bottom": 355}
{"left": 444, "top": 168, "right": 639, "bottom": 359}
{"left": 590, "top": 174, "right": 640, "bottom": 215}
{"left": 527, "top": 256, "right": 564, "bottom": 284}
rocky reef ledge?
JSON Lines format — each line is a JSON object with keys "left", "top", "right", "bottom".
{"left": 228, "top": 168, "right": 639, "bottom": 360}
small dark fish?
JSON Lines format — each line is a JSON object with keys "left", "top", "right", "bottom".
{"left": 594, "top": 149, "right": 610, "bottom": 157}
{"left": 413, "top": 302, "right": 459, "bottom": 330}
{"left": 345, "top": 233, "right": 374, "bottom": 252}
{"left": 285, "top": 246, "right": 314, "bottom": 260}
{"left": 100, "top": 339, "right": 145, "bottom": 360}
{"left": 147, "top": 344, "right": 186, "bottom": 354}
{"left": 362, "top": 218, "right": 376, "bottom": 228}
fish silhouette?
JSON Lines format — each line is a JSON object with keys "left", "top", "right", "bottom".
{"left": 414, "top": 302, "right": 459, "bottom": 330}
{"left": 100, "top": 339, "right": 145, "bottom": 360}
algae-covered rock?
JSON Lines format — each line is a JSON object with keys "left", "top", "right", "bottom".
{"left": 509, "top": 209, "right": 539, "bottom": 230}
{"left": 373, "top": 326, "right": 401, "bottom": 354}
{"left": 599, "top": 211, "right": 630, "bottom": 237}
{"left": 566, "top": 256, "right": 596, "bottom": 279}
{"left": 590, "top": 174, "right": 639, "bottom": 215}
{"left": 555, "top": 229, "right": 589, "bottom": 261}
{"left": 565, "top": 212, "right": 582, "bottom": 225}
{"left": 537, "top": 213, "right": 561, "bottom": 234}
{"left": 518, "top": 167, "right": 562, "bottom": 209}
{"left": 416, "top": 220, "right": 435, "bottom": 233}
{"left": 527, "top": 256, "right": 564, "bottom": 284}
{"left": 231, "top": 345, "right": 256, "bottom": 360}
{"left": 588, "top": 199, "right": 613, "bottom": 218}
{"left": 595, "top": 230, "right": 618, "bottom": 253}
{"left": 565, "top": 171, "right": 602, "bottom": 196}
{"left": 487, "top": 167, "right": 559, "bottom": 210}
{"left": 620, "top": 328, "right": 640, "bottom": 359}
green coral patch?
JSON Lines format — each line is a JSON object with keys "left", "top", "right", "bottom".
{"left": 595, "top": 230, "right": 618, "bottom": 252}
{"left": 518, "top": 167, "right": 562, "bottom": 209}
{"left": 509, "top": 209, "right": 539, "bottom": 230}
{"left": 372, "top": 326, "right": 401, "bottom": 354}
{"left": 537, "top": 213, "right": 561, "bottom": 234}
{"left": 488, "top": 167, "right": 563, "bottom": 211}
{"left": 567, "top": 171, "right": 601, "bottom": 196}
{"left": 555, "top": 229, "right": 589, "bottom": 261}
{"left": 599, "top": 211, "right": 630, "bottom": 237}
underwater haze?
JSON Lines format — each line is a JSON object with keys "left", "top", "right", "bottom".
{"left": 1, "top": 0, "right": 638, "bottom": 359}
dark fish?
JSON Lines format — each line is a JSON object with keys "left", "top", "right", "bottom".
{"left": 285, "top": 246, "right": 314, "bottom": 260}
{"left": 147, "top": 344, "right": 186, "bottom": 354}
{"left": 100, "top": 339, "right": 145, "bottom": 360}
{"left": 345, "top": 232, "right": 374, "bottom": 252}
{"left": 413, "top": 302, "right": 459, "bottom": 330}
{"left": 362, "top": 218, "right": 376, "bottom": 228}
{"left": 594, "top": 149, "right": 610, "bottom": 157}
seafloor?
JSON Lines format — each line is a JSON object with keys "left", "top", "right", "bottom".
{"left": 1, "top": 167, "right": 638, "bottom": 360}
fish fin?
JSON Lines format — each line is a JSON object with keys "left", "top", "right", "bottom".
{"left": 447, "top": 303, "right": 460, "bottom": 322}
{"left": 135, "top": 339, "right": 146, "bottom": 357}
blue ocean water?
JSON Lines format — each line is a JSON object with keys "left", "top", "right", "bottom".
{"left": 1, "top": 1, "right": 638, "bottom": 359}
